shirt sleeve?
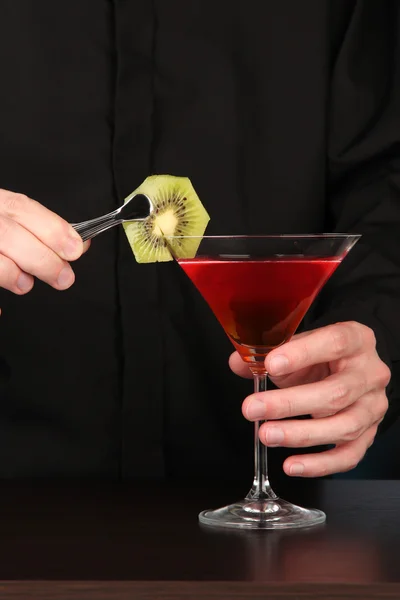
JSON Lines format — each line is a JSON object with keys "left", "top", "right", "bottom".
{"left": 305, "top": 0, "right": 400, "bottom": 430}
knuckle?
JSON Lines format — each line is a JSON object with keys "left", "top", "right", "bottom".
{"left": 37, "top": 246, "right": 53, "bottom": 266}
{"left": 329, "top": 323, "right": 350, "bottom": 357}
{"left": 297, "top": 427, "right": 312, "bottom": 447}
{"left": 297, "top": 341, "right": 310, "bottom": 366}
{"left": 329, "top": 383, "right": 350, "bottom": 411}
{"left": 333, "top": 358, "right": 348, "bottom": 374}
{"left": 375, "top": 363, "right": 391, "bottom": 389}
{"left": 377, "top": 392, "right": 389, "bottom": 417}
{"left": 363, "top": 326, "right": 377, "bottom": 348}
{"left": 350, "top": 320, "right": 370, "bottom": 340}
{"left": 0, "top": 192, "right": 26, "bottom": 218}
{"left": 56, "top": 219, "right": 72, "bottom": 241}
{"left": 282, "top": 394, "right": 296, "bottom": 418}
{"left": 37, "top": 248, "right": 62, "bottom": 279}
{"left": 342, "top": 417, "right": 364, "bottom": 442}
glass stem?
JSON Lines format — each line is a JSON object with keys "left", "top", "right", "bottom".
{"left": 246, "top": 372, "right": 277, "bottom": 500}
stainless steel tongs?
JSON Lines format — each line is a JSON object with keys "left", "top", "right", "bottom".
{"left": 71, "top": 193, "right": 153, "bottom": 241}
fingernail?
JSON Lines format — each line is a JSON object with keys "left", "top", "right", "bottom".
{"left": 268, "top": 354, "right": 289, "bottom": 376}
{"left": 17, "top": 273, "right": 32, "bottom": 292}
{"left": 265, "top": 427, "right": 284, "bottom": 446}
{"left": 246, "top": 400, "right": 266, "bottom": 420}
{"left": 289, "top": 463, "right": 304, "bottom": 476}
{"left": 63, "top": 236, "right": 82, "bottom": 260}
{"left": 57, "top": 267, "right": 74, "bottom": 289}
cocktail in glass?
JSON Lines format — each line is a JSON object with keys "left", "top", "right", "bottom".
{"left": 167, "top": 234, "right": 360, "bottom": 529}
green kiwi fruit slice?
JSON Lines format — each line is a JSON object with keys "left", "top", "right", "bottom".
{"left": 122, "top": 174, "right": 210, "bottom": 263}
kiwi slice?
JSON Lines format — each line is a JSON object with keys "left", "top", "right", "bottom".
{"left": 122, "top": 174, "right": 210, "bottom": 263}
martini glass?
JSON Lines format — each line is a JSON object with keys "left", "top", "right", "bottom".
{"left": 167, "top": 234, "right": 360, "bottom": 530}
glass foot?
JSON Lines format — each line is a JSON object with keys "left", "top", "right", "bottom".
{"left": 199, "top": 497, "right": 326, "bottom": 530}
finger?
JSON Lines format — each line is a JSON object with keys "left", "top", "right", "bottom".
{"left": 265, "top": 322, "right": 373, "bottom": 378}
{"left": 0, "top": 217, "right": 75, "bottom": 290}
{"left": 229, "top": 352, "right": 253, "bottom": 379}
{"left": 269, "top": 363, "right": 329, "bottom": 390}
{"left": 243, "top": 369, "right": 372, "bottom": 422}
{"left": 0, "top": 254, "right": 34, "bottom": 294}
{"left": 258, "top": 396, "right": 378, "bottom": 448}
{"left": 0, "top": 190, "right": 84, "bottom": 261}
{"left": 282, "top": 425, "right": 378, "bottom": 478}
{"left": 272, "top": 354, "right": 390, "bottom": 402}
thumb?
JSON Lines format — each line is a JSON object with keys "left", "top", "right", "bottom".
{"left": 268, "top": 361, "right": 329, "bottom": 388}
{"left": 229, "top": 348, "right": 327, "bottom": 387}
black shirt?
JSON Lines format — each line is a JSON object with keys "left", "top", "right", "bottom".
{"left": 0, "top": 0, "right": 399, "bottom": 479}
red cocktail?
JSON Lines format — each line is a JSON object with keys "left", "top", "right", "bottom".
{"left": 179, "top": 257, "right": 340, "bottom": 370}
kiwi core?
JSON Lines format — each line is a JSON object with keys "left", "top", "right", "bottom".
{"left": 153, "top": 209, "right": 178, "bottom": 236}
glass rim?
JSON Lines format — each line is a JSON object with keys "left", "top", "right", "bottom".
{"left": 164, "top": 233, "right": 361, "bottom": 240}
